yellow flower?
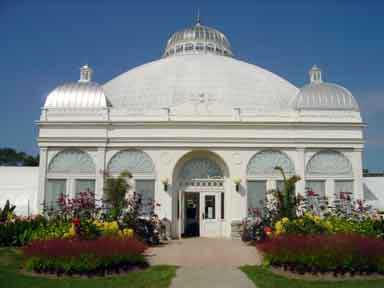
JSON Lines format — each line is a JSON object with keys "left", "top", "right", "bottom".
{"left": 281, "top": 217, "right": 289, "bottom": 224}
{"left": 64, "top": 224, "right": 76, "bottom": 238}
{"left": 118, "top": 228, "right": 134, "bottom": 238}
{"left": 313, "top": 215, "right": 321, "bottom": 223}
{"left": 274, "top": 221, "right": 285, "bottom": 235}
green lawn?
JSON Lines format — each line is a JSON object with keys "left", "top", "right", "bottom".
{"left": 241, "top": 266, "right": 384, "bottom": 288}
{"left": 0, "top": 248, "right": 176, "bottom": 288}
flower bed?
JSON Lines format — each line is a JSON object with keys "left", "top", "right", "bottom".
{"left": 257, "top": 234, "right": 384, "bottom": 275}
{"left": 273, "top": 214, "right": 384, "bottom": 237}
{"left": 22, "top": 237, "right": 148, "bottom": 277}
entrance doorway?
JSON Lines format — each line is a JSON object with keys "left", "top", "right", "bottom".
{"left": 181, "top": 189, "right": 223, "bottom": 238}
{"left": 173, "top": 154, "right": 228, "bottom": 239}
{"left": 183, "top": 192, "right": 200, "bottom": 237}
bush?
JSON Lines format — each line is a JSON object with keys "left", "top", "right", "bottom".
{"left": 257, "top": 234, "right": 384, "bottom": 275}
{"left": 0, "top": 215, "right": 47, "bottom": 246}
{"left": 274, "top": 214, "right": 327, "bottom": 236}
{"left": 30, "top": 218, "right": 71, "bottom": 241}
{"left": 22, "top": 237, "right": 148, "bottom": 276}
{"left": 46, "top": 191, "right": 101, "bottom": 221}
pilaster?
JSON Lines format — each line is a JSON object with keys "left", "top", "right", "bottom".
{"left": 95, "top": 147, "right": 106, "bottom": 200}
{"left": 295, "top": 148, "right": 306, "bottom": 196}
{"left": 37, "top": 147, "right": 48, "bottom": 213}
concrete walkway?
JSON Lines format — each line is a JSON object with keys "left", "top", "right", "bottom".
{"left": 170, "top": 267, "right": 255, "bottom": 288}
{"left": 147, "top": 237, "right": 262, "bottom": 267}
{"left": 146, "top": 238, "right": 261, "bottom": 287}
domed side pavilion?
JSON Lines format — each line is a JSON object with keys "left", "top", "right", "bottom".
{"left": 37, "top": 19, "right": 364, "bottom": 238}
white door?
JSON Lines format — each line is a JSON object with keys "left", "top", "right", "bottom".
{"left": 200, "top": 192, "right": 220, "bottom": 237}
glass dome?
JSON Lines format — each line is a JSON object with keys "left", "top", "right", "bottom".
{"left": 163, "top": 21, "right": 233, "bottom": 58}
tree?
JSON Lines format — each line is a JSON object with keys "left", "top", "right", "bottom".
{"left": 274, "top": 166, "right": 301, "bottom": 219}
{"left": 103, "top": 170, "right": 132, "bottom": 220}
{"left": 0, "top": 148, "right": 39, "bottom": 166}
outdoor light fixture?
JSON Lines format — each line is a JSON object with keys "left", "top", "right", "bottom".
{"left": 161, "top": 177, "right": 169, "bottom": 191}
{"left": 233, "top": 177, "right": 241, "bottom": 192}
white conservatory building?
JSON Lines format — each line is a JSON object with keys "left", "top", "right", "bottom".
{"left": 37, "top": 20, "right": 364, "bottom": 238}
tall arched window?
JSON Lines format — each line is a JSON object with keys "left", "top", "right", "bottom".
{"left": 246, "top": 150, "right": 295, "bottom": 213}
{"left": 107, "top": 150, "right": 155, "bottom": 176}
{"left": 306, "top": 150, "right": 353, "bottom": 199}
{"left": 46, "top": 149, "right": 96, "bottom": 210}
{"left": 107, "top": 150, "right": 156, "bottom": 213}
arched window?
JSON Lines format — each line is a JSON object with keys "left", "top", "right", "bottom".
{"left": 46, "top": 149, "right": 96, "bottom": 211}
{"left": 306, "top": 150, "right": 352, "bottom": 177}
{"left": 247, "top": 150, "right": 295, "bottom": 177}
{"left": 246, "top": 150, "right": 295, "bottom": 213}
{"left": 48, "top": 149, "right": 95, "bottom": 174}
{"left": 305, "top": 150, "right": 353, "bottom": 199}
{"left": 179, "top": 158, "right": 224, "bottom": 180}
{"left": 107, "top": 150, "right": 156, "bottom": 213}
{"left": 107, "top": 150, "right": 155, "bottom": 176}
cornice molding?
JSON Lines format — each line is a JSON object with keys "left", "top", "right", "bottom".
{"left": 37, "top": 136, "right": 364, "bottom": 145}
{"left": 36, "top": 120, "right": 367, "bottom": 129}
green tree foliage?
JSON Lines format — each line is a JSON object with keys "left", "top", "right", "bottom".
{"left": 103, "top": 170, "right": 132, "bottom": 220}
{"left": 0, "top": 148, "right": 39, "bottom": 166}
{"left": 274, "top": 166, "right": 301, "bottom": 219}
{"left": 0, "top": 200, "right": 16, "bottom": 222}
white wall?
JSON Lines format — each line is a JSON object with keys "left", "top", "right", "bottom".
{"left": 363, "top": 177, "right": 384, "bottom": 210}
{"left": 0, "top": 167, "right": 38, "bottom": 216}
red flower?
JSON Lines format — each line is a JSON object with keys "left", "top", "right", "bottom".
{"left": 264, "top": 226, "right": 273, "bottom": 234}
{"left": 306, "top": 189, "right": 318, "bottom": 197}
{"left": 72, "top": 218, "right": 81, "bottom": 226}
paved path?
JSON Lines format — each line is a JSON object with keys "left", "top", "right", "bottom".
{"left": 147, "top": 237, "right": 262, "bottom": 267}
{"left": 170, "top": 267, "right": 255, "bottom": 288}
{"left": 146, "top": 238, "right": 261, "bottom": 287}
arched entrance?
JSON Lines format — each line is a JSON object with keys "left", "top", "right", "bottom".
{"left": 172, "top": 151, "right": 228, "bottom": 238}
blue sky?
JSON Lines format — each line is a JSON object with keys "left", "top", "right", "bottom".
{"left": 0, "top": 0, "right": 383, "bottom": 170}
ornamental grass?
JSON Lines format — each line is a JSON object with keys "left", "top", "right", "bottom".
{"left": 257, "top": 234, "right": 384, "bottom": 275}
{"left": 22, "top": 237, "right": 148, "bottom": 276}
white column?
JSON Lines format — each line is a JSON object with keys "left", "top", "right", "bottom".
{"left": 295, "top": 148, "right": 306, "bottom": 196}
{"left": 95, "top": 147, "right": 106, "bottom": 200}
{"left": 37, "top": 147, "right": 48, "bottom": 214}
{"left": 326, "top": 179, "right": 335, "bottom": 204}
{"left": 267, "top": 179, "right": 276, "bottom": 191}
{"left": 352, "top": 148, "right": 364, "bottom": 200}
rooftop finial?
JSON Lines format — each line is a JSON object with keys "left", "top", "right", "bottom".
{"left": 309, "top": 65, "right": 322, "bottom": 84}
{"left": 196, "top": 8, "right": 201, "bottom": 26}
{"left": 79, "top": 64, "right": 93, "bottom": 83}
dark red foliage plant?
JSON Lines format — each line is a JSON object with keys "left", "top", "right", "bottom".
{"left": 257, "top": 234, "right": 384, "bottom": 275}
{"left": 22, "top": 238, "right": 148, "bottom": 276}
{"left": 23, "top": 237, "right": 147, "bottom": 258}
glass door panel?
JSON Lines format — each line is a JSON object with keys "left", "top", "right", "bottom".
{"left": 204, "top": 195, "right": 216, "bottom": 219}
{"left": 200, "top": 192, "right": 220, "bottom": 237}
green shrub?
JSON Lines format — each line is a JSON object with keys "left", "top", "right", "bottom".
{"left": 0, "top": 216, "right": 47, "bottom": 246}
{"left": 30, "top": 219, "right": 71, "bottom": 241}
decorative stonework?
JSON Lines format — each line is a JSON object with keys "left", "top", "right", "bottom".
{"left": 48, "top": 149, "right": 96, "bottom": 174}
{"left": 247, "top": 150, "right": 295, "bottom": 177}
{"left": 306, "top": 150, "right": 353, "bottom": 177}
{"left": 108, "top": 150, "right": 155, "bottom": 176}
